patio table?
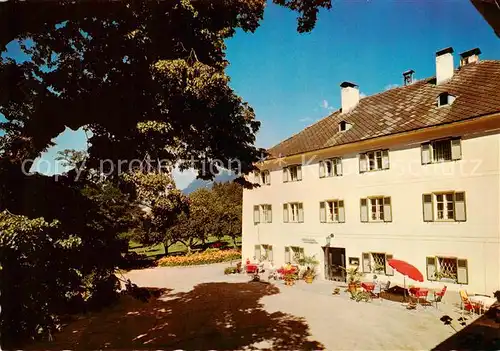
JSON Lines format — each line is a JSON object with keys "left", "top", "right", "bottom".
{"left": 469, "top": 295, "right": 497, "bottom": 310}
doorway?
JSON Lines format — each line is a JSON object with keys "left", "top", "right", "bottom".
{"left": 323, "top": 247, "right": 346, "bottom": 282}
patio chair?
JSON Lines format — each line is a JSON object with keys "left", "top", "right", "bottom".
{"left": 246, "top": 264, "right": 258, "bottom": 275}
{"left": 431, "top": 285, "right": 447, "bottom": 309}
{"left": 460, "top": 290, "right": 483, "bottom": 317}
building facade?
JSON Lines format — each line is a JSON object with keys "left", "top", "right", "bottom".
{"left": 242, "top": 47, "right": 500, "bottom": 295}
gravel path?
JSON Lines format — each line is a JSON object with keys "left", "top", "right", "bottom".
{"left": 29, "top": 263, "right": 465, "bottom": 350}
{"left": 122, "top": 263, "right": 460, "bottom": 350}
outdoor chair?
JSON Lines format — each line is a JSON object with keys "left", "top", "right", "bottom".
{"left": 431, "top": 285, "right": 447, "bottom": 309}
{"left": 245, "top": 264, "right": 258, "bottom": 275}
{"left": 460, "top": 290, "right": 483, "bottom": 316}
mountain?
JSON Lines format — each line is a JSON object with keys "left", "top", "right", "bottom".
{"left": 182, "top": 171, "right": 237, "bottom": 195}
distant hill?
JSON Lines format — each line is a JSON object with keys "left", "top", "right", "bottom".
{"left": 182, "top": 171, "right": 237, "bottom": 194}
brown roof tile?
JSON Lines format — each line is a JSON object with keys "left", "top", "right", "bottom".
{"left": 268, "top": 60, "right": 500, "bottom": 157}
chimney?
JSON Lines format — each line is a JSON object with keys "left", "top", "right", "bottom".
{"left": 403, "top": 69, "right": 415, "bottom": 86}
{"left": 435, "top": 47, "right": 454, "bottom": 85}
{"left": 340, "top": 81, "right": 359, "bottom": 113}
{"left": 460, "top": 48, "right": 481, "bottom": 67}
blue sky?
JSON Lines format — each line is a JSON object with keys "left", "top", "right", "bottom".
{"left": 2, "top": 0, "right": 499, "bottom": 188}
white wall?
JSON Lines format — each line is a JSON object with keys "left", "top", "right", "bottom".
{"left": 242, "top": 132, "right": 500, "bottom": 294}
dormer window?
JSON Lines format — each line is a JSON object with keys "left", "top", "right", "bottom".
{"left": 437, "top": 92, "right": 456, "bottom": 107}
{"left": 339, "top": 121, "right": 352, "bottom": 132}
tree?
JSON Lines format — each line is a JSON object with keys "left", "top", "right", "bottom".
{"left": 0, "top": 0, "right": 329, "bottom": 346}
{"left": 122, "top": 171, "right": 189, "bottom": 248}
{"left": 166, "top": 181, "right": 243, "bottom": 251}
{"left": 212, "top": 182, "right": 243, "bottom": 248}
{"left": 165, "top": 188, "right": 215, "bottom": 253}
{"left": 55, "top": 149, "right": 88, "bottom": 169}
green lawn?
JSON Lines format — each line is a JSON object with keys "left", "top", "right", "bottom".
{"left": 128, "top": 236, "right": 241, "bottom": 259}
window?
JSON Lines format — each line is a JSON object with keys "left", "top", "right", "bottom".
{"left": 360, "top": 197, "right": 392, "bottom": 222}
{"left": 254, "top": 245, "right": 273, "bottom": 262}
{"left": 348, "top": 257, "right": 360, "bottom": 266}
{"left": 437, "top": 92, "right": 456, "bottom": 107}
{"left": 254, "top": 245, "right": 261, "bottom": 261}
{"left": 253, "top": 170, "right": 270, "bottom": 185}
{"left": 261, "top": 244, "right": 273, "bottom": 262}
{"left": 422, "top": 191, "right": 466, "bottom": 222}
{"left": 421, "top": 138, "right": 461, "bottom": 164}
{"left": 361, "top": 252, "right": 394, "bottom": 275}
{"left": 319, "top": 200, "right": 345, "bottom": 223}
{"left": 253, "top": 204, "right": 272, "bottom": 224}
{"left": 426, "top": 256, "right": 468, "bottom": 284}
{"left": 285, "top": 246, "right": 304, "bottom": 265}
{"left": 283, "top": 165, "right": 302, "bottom": 182}
{"left": 339, "top": 121, "right": 352, "bottom": 132}
{"left": 319, "top": 158, "right": 342, "bottom": 177}
{"left": 359, "top": 150, "right": 389, "bottom": 172}
{"left": 283, "top": 202, "right": 304, "bottom": 223}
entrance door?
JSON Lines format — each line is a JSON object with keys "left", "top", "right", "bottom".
{"left": 324, "top": 247, "right": 346, "bottom": 282}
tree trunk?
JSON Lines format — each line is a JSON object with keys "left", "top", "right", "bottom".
{"left": 163, "top": 242, "right": 168, "bottom": 256}
{"left": 231, "top": 235, "right": 238, "bottom": 248}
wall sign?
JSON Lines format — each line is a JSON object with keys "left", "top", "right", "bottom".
{"left": 301, "top": 238, "right": 318, "bottom": 244}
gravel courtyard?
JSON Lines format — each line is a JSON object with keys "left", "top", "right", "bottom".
{"left": 125, "top": 263, "right": 460, "bottom": 350}
{"left": 32, "top": 263, "right": 471, "bottom": 350}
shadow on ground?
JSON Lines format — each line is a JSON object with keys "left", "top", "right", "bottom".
{"left": 432, "top": 306, "right": 500, "bottom": 350}
{"left": 30, "top": 282, "right": 323, "bottom": 350}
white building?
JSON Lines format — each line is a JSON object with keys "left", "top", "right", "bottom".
{"left": 242, "top": 47, "right": 500, "bottom": 294}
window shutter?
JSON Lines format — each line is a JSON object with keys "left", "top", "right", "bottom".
{"left": 422, "top": 194, "right": 433, "bottom": 222}
{"left": 283, "top": 204, "right": 289, "bottom": 223}
{"left": 457, "top": 259, "right": 468, "bottom": 284}
{"left": 359, "top": 154, "right": 367, "bottom": 173}
{"left": 319, "top": 161, "right": 325, "bottom": 178}
{"left": 454, "top": 192, "right": 466, "bottom": 222}
{"left": 283, "top": 168, "right": 288, "bottom": 182}
{"left": 267, "top": 246, "right": 273, "bottom": 262}
{"left": 253, "top": 205, "right": 260, "bottom": 224}
{"left": 268, "top": 205, "right": 272, "bottom": 223}
{"left": 338, "top": 200, "right": 345, "bottom": 223}
{"left": 382, "top": 150, "right": 390, "bottom": 169}
{"left": 284, "top": 247, "right": 291, "bottom": 263}
{"left": 265, "top": 171, "right": 271, "bottom": 185}
{"left": 335, "top": 159, "right": 343, "bottom": 176}
{"left": 298, "top": 203, "right": 304, "bottom": 223}
{"left": 421, "top": 143, "right": 431, "bottom": 164}
{"left": 451, "top": 138, "right": 462, "bottom": 160}
{"left": 385, "top": 254, "right": 394, "bottom": 276}
{"left": 319, "top": 202, "right": 326, "bottom": 223}
{"left": 426, "top": 256, "right": 437, "bottom": 281}
{"left": 254, "top": 245, "right": 261, "bottom": 261}
{"left": 383, "top": 197, "right": 392, "bottom": 222}
{"left": 362, "top": 252, "right": 371, "bottom": 273}
{"left": 360, "top": 198, "right": 368, "bottom": 222}
{"left": 296, "top": 165, "right": 302, "bottom": 181}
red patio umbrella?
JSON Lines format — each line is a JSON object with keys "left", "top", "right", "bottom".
{"left": 387, "top": 259, "right": 424, "bottom": 302}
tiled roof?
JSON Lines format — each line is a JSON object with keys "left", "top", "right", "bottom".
{"left": 268, "top": 60, "right": 500, "bottom": 158}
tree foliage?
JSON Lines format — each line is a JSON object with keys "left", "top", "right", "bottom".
{"left": 166, "top": 181, "right": 243, "bottom": 250}
{"left": 122, "top": 171, "right": 189, "bottom": 246}
{"left": 0, "top": 0, "right": 328, "bottom": 346}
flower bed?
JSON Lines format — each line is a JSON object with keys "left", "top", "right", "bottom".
{"left": 157, "top": 249, "right": 241, "bottom": 267}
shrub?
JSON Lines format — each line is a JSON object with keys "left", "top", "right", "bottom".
{"left": 224, "top": 266, "right": 238, "bottom": 274}
{"left": 157, "top": 249, "right": 241, "bottom": 267}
